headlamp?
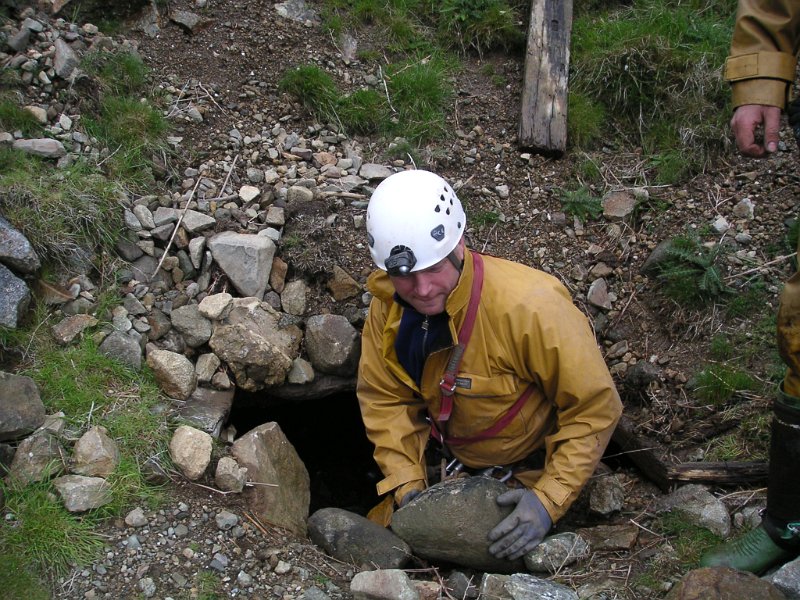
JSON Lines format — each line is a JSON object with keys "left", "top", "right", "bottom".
{"left": 385, "top": 245, "right": 417, "bottom": 277}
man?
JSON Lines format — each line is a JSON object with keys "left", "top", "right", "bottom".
{"left": 700, "top": 0, "right": 800, "bottom": 574}
{"left": 357, "top": 169, "right": 622, "bottom": 560}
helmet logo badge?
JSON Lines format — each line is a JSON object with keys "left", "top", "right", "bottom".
{"left": 431, "top": 224, "right": 445, "bottom": 241}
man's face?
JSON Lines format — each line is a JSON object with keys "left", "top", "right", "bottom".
{"left": 388, "top": 240, "right": 464, "bottom": 316}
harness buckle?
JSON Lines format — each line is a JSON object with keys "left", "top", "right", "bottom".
{"left": 439, "top": 378, "right": 457, "bottom": 395}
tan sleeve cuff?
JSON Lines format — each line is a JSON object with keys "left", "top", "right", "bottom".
{"left": 375, "top": 464, "right": 427, "bottom": 496}
{"left": 531, "top": 476, "right": 572, "bottom": 523}
{"left": 724, "top": 51, "right": 797, "bottom": 83}
{"left": 393, "top": 480, "right": 426, "bottom": 505}
{"left": 731, "top": 79, "right": 791, "bottom": 109}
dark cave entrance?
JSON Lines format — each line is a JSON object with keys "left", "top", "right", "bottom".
{"left": 227, "top": 391, "right": 382, "bottom": 516}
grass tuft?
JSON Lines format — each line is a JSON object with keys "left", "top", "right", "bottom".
{"left": 82, "top": 50, "right": 150, "bottom": 97}
{"left": 691, "top": 363, "right": 758, "bottom": 406}
{"left": 567, "top": 91, "right": 606, "bottom": 149}
{"left": 279, "top": 65, "right": 339, "bottom": 123}
{"left": 0, "top": 479, "right": 105, "bottom": 579}
{"left": 0, "top": 97, "right": 43, "bottom": 136}
{"left": 438, "top": 0, "right": 525, "bottom": 55}
{"left": 84, "top": 97, "right": 168, "bottom": 186}
{"left": 570, "top": 0, "right": 733, "bottom": 179}
{"left": 337, "top": 88, "right": 389, "bottom": 135}
{"left": 0, "top": 153, "right": 124, "bottom": 269}
{"left": 280, "top": 56, "right": 452, "bottom": 144}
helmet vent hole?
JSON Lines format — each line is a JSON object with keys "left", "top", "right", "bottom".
{"left": 446, "top": 208, "right": 451, "bottom": 215}
{"left": 434, "top": 205, "right": 441, "bottom": 213}
{"left": 440, "top": 194, "right": 445, "bottom": 202}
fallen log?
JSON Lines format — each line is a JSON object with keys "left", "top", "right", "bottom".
{"left": 666, "top": 461, "right": 768, "bottom": 485}
{"left": 611, "top": 416, "right": 769, "bottom": 489}
{"left": 518, "top": 0, "right": 573, "bottom": 155}
{"left": 610, "top": 416, "right": 671, "bottom": 491}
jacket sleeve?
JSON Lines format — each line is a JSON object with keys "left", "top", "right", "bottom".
{"left": 357, "top": 297, "right": 429, "bottom": 501}
{"left": 725, "top": 0, "right": 800, "bottom": 108}
{"left": 512, "top": 289, "right": 623, "bottom": 523}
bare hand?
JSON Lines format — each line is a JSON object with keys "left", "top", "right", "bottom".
{"left": 731, "top": 104, "right": 782, "bottom": 157}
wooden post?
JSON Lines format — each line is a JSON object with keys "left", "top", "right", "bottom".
{"left": 518, "top": 0, "right": 573, "bottom": 155}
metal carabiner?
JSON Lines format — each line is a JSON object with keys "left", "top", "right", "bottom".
{"left": 445, "top": 458, "right": 464, "bottom": 477}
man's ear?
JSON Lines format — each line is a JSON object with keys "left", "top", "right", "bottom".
{"left": 456, "top": 235, "right": 466, "bottom": 258}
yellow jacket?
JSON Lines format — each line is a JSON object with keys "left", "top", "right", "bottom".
{"left": 725, "top": 0, "right": 800, "bottom": 108}
{"left": 357, "top": 250, "right": 623, "bottom": 522}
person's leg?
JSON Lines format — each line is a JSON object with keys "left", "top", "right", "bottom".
{"left": 700, "top": 257, "right": 800, "bottom": 573}
{"left": 700, "top": 388, "right": 800, "bottom": 573}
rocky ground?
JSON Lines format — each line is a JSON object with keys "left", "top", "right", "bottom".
{"left": 5, "top": 0, "right": 800, "bottom": 598}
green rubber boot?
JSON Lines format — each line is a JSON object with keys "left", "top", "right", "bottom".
{"left": 699, "top": 522, "right": 795, "bottom": 574}
{"left": 700, "top": 387, "right": 800, "bottom": 574}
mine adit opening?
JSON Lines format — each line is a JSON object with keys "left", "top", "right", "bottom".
{"left": 229, "top": 390, "right": 640, "bottom": 519}
{"left": 229, "top": 390, "right": 382, "bottom": 516}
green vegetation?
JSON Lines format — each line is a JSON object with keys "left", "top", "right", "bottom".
{"left": 193, "top": 571, "right": 223, "bottom": 600}
{"left": 658, "top": 510, "right": 723, "bottom": 567}
{"left": 280, "top": 57, "right": 452, "bottom": 144}
{"left": 570, "top": 0, "right": 734, "bottom": 181}
{"left": 84, "top": 96, "right": 168, "bottom": 186}
{"left": 706, "top": 407, "right": 771, "bottom": 461}
{"left": 0, "top": 152, "right": 123, "bottom": 269}
{"left": 287, "top": 0, "right": 528, "bottom": 149}
{"left": 80, "top": 50, "right": 168, "bottom": 189}
{"left": 0, "top": 479, "right": 106, "bottom": 581}
{"left": 567, "top": 91, "right": 606, "bottom": 150}
{"left": 633, "top": 509, "right": 723, "bottom": 590}
{"left": 0, "top": 44, "right": 174, "bottom": 593}
{"left": 691, "top": 363, "right": 758, "bottom": 406}
{"left": 472, "top": 210, "right": 502, "bottom": 227}
{"left": 0, "top": 334, "right": 170, "bottom": 581}
{"left": 559, "top": 187, "right": 604, "bottom": 222}
{"left": 654, "top": 234, "right": 730, "bottom": 306}
{"left": 437, "top": 0, "right": 525, "bottom": 54}
{"left": 0, "top": 98, "right": 43, "bottom": 136}
{"left": 83, "top": 50, "right": 150, "bottom": 96}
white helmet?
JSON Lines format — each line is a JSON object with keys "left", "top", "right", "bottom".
{"left": 366, "top": 170, "right": 466, "bottom": 275}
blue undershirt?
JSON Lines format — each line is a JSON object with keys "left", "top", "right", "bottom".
{"left": 394, "top": 295, "right": 452, "bottom": 387}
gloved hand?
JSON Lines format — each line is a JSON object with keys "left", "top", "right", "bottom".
{"left": 398, "top": 489, "right": 420, "bottom": 508}
{"left": 488, "top": 489, "right": 552, "bottom": 560}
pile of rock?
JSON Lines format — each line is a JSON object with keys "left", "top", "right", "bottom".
{"left": 0, "top": 4, "right": 395, "bottom": 538}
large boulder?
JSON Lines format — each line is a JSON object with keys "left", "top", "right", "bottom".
{"left": 0, "top": 371, "right": 45, "bottom": 441}
{"left": 308, "top": 507, "right": 412, "bottom": 569}
{"left": 208, "top": 299, "right": 301, "bottom": 391}
{"left": 231, "top": 422, "right": 310, "bottom": 536}
{"left": 391, "top": 477, "right": 525, "bottom": 573}
{"left": 0, "top": 263, "right": 31, "bottom": 329}
{"left": 208, "top": 231, "right": 276, "bottom": 298}
{"left": 304, "top": 314, "right": 360, "bottom": 376}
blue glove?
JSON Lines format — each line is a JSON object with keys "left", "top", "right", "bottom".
{"left": 398, "top": 489, "right": 420, "bottom": 507}
{"left": 488, "top": 489, "right": 552, "bottom": 560}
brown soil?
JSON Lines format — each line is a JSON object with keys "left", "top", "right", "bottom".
{"left": 14, "top": 0, "right": 800, "bottom": 596}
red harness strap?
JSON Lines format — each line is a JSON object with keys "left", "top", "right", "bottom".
{"left": 430, "top": 251, "right": 532, "bottom": 446}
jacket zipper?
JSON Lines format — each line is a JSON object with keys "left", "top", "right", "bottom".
{"left": 421, "top": 316, "right": 429, "bottom": 354}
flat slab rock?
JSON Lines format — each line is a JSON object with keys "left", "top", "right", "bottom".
{"left": 391, "top": 476, "right": 524, "bottom": 573}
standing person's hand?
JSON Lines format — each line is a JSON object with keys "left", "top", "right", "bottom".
{"left": 731, "top": 104, "right": 782, "bottom": 157}
{"left": 487, "top": 489, "right": 552, "bottom": 560}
